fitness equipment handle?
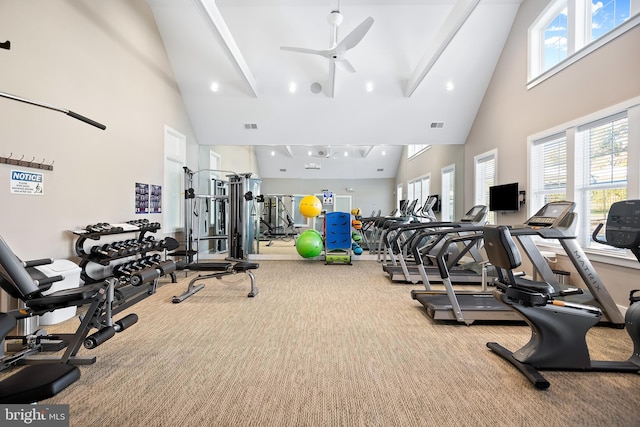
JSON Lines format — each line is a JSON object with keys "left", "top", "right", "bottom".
{"left": 0, "top": 91, "right": 106, "bottom": 130}
{"left": 33, "top": 274, "right": 64, "bottom": 289}
{"left": 22, "top": 258, "right": 54, "bottom": 268}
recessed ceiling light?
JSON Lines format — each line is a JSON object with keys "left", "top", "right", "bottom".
{"left": 446, "top": 81, "right": 455, "bottom": 91}
{"left": 289, "top": 82, "right": 297, "bottom": 93}
{"left": 344, "top": 151, "right": 349, "bottom": 157}
{"left": 271, "top": 151, "right": 275, "bottom": 156}
{"left": 366, "top": 81, "right": 374, "bottom": 92}
{"left": 308, "top": 150, "right": 312, "bottom": 156}
{"left": 382, "top": 150, "right": 386, "bottom": 156}
{"left": 210, "top": 82, "right": 219, "bottom": 92}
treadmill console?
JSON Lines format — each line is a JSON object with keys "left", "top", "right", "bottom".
{"left": 524, "top": 201, "right": 575, "bottom": 228}
{"left": 460, "top": 205, "right": 488, "bottom": 223}
{"left": 600, "top": 200, "right": 640, "bottom": 248}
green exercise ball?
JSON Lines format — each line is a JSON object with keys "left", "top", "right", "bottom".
{"left": 296, "top": 230, "right": 323, "bottom": 258}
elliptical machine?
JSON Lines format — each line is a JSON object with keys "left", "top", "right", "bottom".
{"left": 483, "top": 200, "right": 640, "bottom": 389}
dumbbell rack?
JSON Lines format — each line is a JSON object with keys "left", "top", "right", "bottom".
{"left": 73, "top": 221, "right": 174, "bottom": 285}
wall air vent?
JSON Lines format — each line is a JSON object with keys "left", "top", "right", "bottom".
{"left": 430, "top": 122, "right": 445, "bottom": 129}
{"left": 243, "top": 123, "right": 258, "bottom": 130}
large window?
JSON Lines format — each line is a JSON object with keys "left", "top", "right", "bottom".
{"left": 530, "top": 133, "right": 567, "bottom": 213}
{"left": 528, "top": 0, "right": 639, "bottom": 87}
{"left": 407, "top": 144, "right": 432, "bottom": 159}
{"left": 575, "top": 112, "right": 628, "bottom": 248}
{"left": 441, "top": 165, "right": 455, "bottom": 222}
{"left": 529, "top": 99, "right": 639, "bottom": 260}
{"left": 408, "top": 174, "right": 431, "bottom": 211}
{"left": 474, "top": 150, "right": 497, "bottom": 224}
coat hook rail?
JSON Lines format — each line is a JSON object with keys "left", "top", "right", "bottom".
{"left": 0, "top": 154, "right": 54, "bottom": 171}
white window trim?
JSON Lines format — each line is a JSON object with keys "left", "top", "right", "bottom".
{"left": 528, "top": 6, "right": 640, "bottom": 89}
{"left": 527, "top": 96, "right": 640, "bottom": 268}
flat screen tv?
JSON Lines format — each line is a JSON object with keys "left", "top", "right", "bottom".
{"left": 489, "top": 182, "right": 520, "bottom": 212}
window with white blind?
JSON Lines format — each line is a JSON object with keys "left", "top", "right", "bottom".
{"left": 529, "top": 99, "right": 640, "bottom": 263}
{"left": 441, "top": 165, "right": 455, "bottom": 222}
{"left": 408, "top": 174, "right": 431, "bottom": 214}
{"left": 575, "top": 112, "right": 628, "bottom": 248}
{"left": 530, "top": 133, "right": 567, "bottom": 214}
{"left": 407, "top": 144, "right": 432, "bottom": 159}
{"left": 396, "top": 183, "right": 403, "bottom": 214}
{"left": 474, "top": 150, "right": 497, "bottom": 224}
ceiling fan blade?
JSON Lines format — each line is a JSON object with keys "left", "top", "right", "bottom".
{"left": 280, "top": 46, "right": 330, "bottom": 58}
{"left": 336, "top": 16, "right": 374, "bottom": 52}
{"left": 335, "top": 58, "right": 356, "bottom": 73}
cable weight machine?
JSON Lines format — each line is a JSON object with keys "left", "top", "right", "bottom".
{"left": 170, "top": 168, "right": 261, "bottom": 302}
{"left": 176, "top": 167, "right": 260, "bottom": 263}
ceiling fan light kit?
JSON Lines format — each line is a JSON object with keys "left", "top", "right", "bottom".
{"left": 280, "top": 8, "right": 374, "bottom": 97}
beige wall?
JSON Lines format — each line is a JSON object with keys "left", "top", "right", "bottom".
{"left": 395, "top": 144, "right": 465, "bottom": 220}
{"left": 464, "top": 0, "right": 640, "bottom": 307}
{"left": 261, "top": 178, "right": 396, "bottom": 216}
{"left": 0, "top": 0, "right": 199, "bottom": 260}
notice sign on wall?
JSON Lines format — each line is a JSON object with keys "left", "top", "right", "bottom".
{"left": 10, "top": 169, "right": 44, "bottom": 195}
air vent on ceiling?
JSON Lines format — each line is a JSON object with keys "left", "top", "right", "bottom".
{"left": 430, "top": 122, "right": 445, "bottom": 129}
{"left": 279, "top": 168, "right": 286, "bottom": 172}
{"left": 377, "top": 168, "right": 384, "bottom": 172}
{"left": 243, "top": 123, "right": 258, "bottom": 130}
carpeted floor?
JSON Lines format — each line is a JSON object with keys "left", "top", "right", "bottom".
{"left": 8, "top": 260, "right": 640, "bottom": 426}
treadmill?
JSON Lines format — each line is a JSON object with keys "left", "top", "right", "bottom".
{"left": 411, "top": 201, "right": 625, "bottom": 326}
{"left": 382, "top": 205, "right": 488, "bottom": 284}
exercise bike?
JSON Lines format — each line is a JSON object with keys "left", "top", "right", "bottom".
{"left": 483, "top": 200, "right": 640, "bottom": 389}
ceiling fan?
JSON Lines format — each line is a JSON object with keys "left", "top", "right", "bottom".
{"left": 280, "top": 7, "right": 374, "bottom": 97}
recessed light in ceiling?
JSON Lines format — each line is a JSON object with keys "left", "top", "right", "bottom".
{"left": 366, "top": 81, "right": 374, "bottom": 92}
{"left": 446, "top": 81, "right": 454, "bottom": 91}
{"left": 210, "top": 82, "right": 219, "bottom": 92}
{"left": 289, "top": 82, "right": 297, "bottom": 93}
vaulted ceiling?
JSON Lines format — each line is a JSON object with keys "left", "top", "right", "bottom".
{"left": 147, "top": 0, "right": 522, "bottom": 178}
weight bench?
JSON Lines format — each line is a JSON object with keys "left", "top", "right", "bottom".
{"left": 172, "top": 261, "right": 259, "bottom": 303}
{"left": 0, "top": 312, "right": 80, "bottom": 403}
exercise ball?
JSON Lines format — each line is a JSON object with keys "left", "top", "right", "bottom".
{"left": 299, "top": 195, "right": 322, "bottom": 218}
{"left": 296, "top": 230, "right": 323, "bottom": 258}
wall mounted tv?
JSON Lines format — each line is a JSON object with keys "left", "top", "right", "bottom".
{"left": 489, "top": 182, "right": 520, "bottom": 212}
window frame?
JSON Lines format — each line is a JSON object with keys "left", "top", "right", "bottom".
{"left": 528, "top": 0, "right": 640, "bottom": 89}
{"left": 528, "top": 97, "right": 640, "bottom": 268}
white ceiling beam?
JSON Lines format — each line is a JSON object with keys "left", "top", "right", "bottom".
{"left": 404, "top": 0, "right": 480, "bottom": 97}
{"left": 284, "top": 145, "right": 294, "bottom": 158}
{"left": 361, "top": 146, "right": 374, "bottom": 158}
{"left": 193, "top": 0, "right": 259, "bottom": 97}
